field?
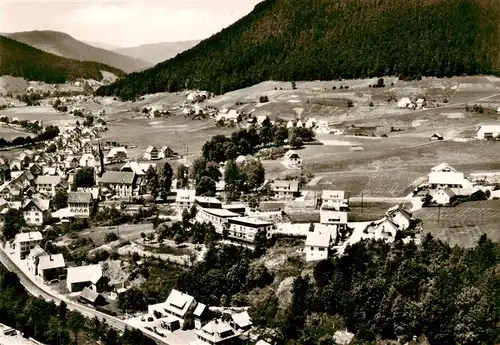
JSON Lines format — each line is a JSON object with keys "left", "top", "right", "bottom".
{"left": 0, "top": 106, "right": 77, "bottom": 126}
{"left": 78, "top": 223, "right": 155, "bottom": 246}
{"left": 414, "top": 200, "right": 500, "bottom": 247}
{"left": 0, "top": 125, "right": 30, "bottom": 140}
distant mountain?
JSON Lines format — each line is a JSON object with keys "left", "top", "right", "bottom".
{"left": 0, "top": 35, "right": 124, "bottom": 83}
{"left": 97, "top": 0, "right": 500, "bottom": 100}
{"left": 113, "top": 40, "right": 201, "bottom": 66}
{"left": 7, "top": 30, "right": 150, "bottom": 73}
{"left": 83, "top": 40, "right": 121, "bottom": 51}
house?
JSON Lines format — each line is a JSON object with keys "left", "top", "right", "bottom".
{"left": 80, "top": 140, "right": 94, "bottom": 155}
{"left": 37, "top": 254, "right": 66, "bottom": 282}
{"left": 194, "top": 319, "right": 241, "bottom": 345}
{"left": 372, "top": 218, "right": 400, "bottom": 241}
{"left": 317, "top": 120, "right": 330, "bottom": 132}
{"left": 15, "top": 231, "right": 43, "bottom": 259}
{"left": 320, "top": 210, "right": 348, "bottom": 230}
{"left": 143, "top": 146, "right": 160, "bottom": 160}
{"left": 416, "top": 98, "right": 425, "bottom": 108}
{"left": 283, "top": 151, "right": 302, "bottom": 169}
{"left": 431, "top": 188, "right": 456, "bottom": 205}
{"left": 321, "top": 190, "right": 348, "bottom": 211}
{"left": 226, "top": 217, "right": 273, "bottom": 242}
{"left": 27, "top": 246, "right": 46, "bottom": 275}
{"left": 397, "top": 97, "right": 412, "bottom": 108}
{"left": 286, "top": 120, "right": 295, "bottom": 129}
{"left": 79, "top": 287, "right": 105, "bottom": 305}
{"left": 305, "top": 230, "right": 332, "bottom": 262}
{"left": 256, "top": 115, "right": 269, "bottom": 126}
{"left": 195, "top": 196, "right": 223, "bottom": 209}
{"left": 35, "top": 175, "right": 63, "bottom": 196}
{"left": 216, "top": 110, "right": 241, "bottom": 123}
{"left": 296, "top": 120, "right": 304, "bottom": 128}
{"left": 196, "top": 208, "right": 241, "bottom": 232}
{"left": 105, "top": 147, "right": 128, "bottom": 164}
{"left": 386, "top": 204, "right": 413, "bottom": 231}
{"left": 430, "top": 133, "right": 444, "bottom": 141}
{"left": 305, "top": 118, "right": 317, "bottom": 129}
{"left": 221, "top": 204, "right": 246, "bottom": 216}
{"left": 229, "top": 311, "right": 252, "bottom": 332}
{"left": 159, "top": 146, "right": 175, "bottom": 159}
{"left": 121, "top": 161, "right": 155, "bottom": 176}
{"left": 431, "top": 163, "right": 456, "bottom": 173}
{"left": 194, "top": 303, "right": 210, "bottom": 330}
{"left": 428, "top": 171, "right": 472, "bottom": 192}
{"left": 176, "top": 189, "right": 196, "bottom": 208}
{"left": 67, "top": 192, "right": 92, "bottom": 218}
{"left": 477, "top": 124, "right": 500, "bottom": 140}
{"left": 98, "top": 171, "right": 138, "bottom": 198}
{"left": 64, "top": 156, "right": 80, "bottom": 170}
{"left": 66, "top": 264, "right": 103, "bottom": 292}
{"left": 80, "top": 154, "right": 97, "bottom": 168}
{"left": 22, "top": 198, "right": 51, "bottom": 226}
{"left": 148, "top": 289, "right": 197, "bottom": 328}
{"left": 273, "top": 180, "right": 300, "bottom": 199}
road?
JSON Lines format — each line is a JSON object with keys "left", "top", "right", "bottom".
{"left": 0, "top": 247, "right": 166, "bottom": 344}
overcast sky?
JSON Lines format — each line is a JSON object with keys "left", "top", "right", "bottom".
{"left": 0, "top": 0, "right": 262, "bottom": 47}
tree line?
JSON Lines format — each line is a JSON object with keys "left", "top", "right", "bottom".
{"left": 96, "top": 0, "right": 500, "bottom": 99}
{"left": 0, "top": 125, "right": 59, "bottom": 150}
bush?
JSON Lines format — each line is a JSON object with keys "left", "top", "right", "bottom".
{"left": 105, "top": 232, "right": 119, "bottom": 242}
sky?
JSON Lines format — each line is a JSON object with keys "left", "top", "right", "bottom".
{"left": 0, "top": 0, "right": 262, "bottom": 47}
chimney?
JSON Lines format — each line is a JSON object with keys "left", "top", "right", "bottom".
{"left": 49, "top": 255, "right": 53, "bottom": 261}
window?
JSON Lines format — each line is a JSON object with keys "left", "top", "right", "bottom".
{"left": 318, "top": 247, "right": 325, "bottom": 251}
{"left": 310, "top": 247, "right": 314, "bottom": 250}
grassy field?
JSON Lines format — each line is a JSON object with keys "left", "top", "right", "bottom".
{"left": 0, "top": 126, "right": 30, "bottom": 140}
{"left": 348, "top": 201, "right": 413, "bottom": 222}
{"left": 414, "top": 200, "right": 500, "bottom": 247}
{"left": 1, "top": 106, "right": 77, "bottom": 126}
{"left": 79, "top": 223, "right": 155, "bottom": 246}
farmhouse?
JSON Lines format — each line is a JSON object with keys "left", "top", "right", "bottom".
{"left": 273, "top": 180, "right": 300, "bottom": 199}
{"left": 159, "top": 146, "right": 175, "bottom": 159}
{"left": 283, "top": 151, "right": 303, "bottom": 169}
{"left": 430, "top": 133, "right": 444, "bottom": 141}
{"left": 176, "top": 189, "right": 196, "bottom": 208}
{"left": 305, "top": 118, "right": 317, "bottom": 128}
{"left": 386, "top": 204, "right": 413, "bottom": 231}
{"left": 321, "top": 190, "right": 348, "bottom": 211}
{"left": 372, "top": 218, "right": 400, "bottom": 241}
{"left": 431, "top": 188, "right": 456, "bottom": 206}
{"left": 143, "top": 146, "right": 159, "bottom": 160}
{"left": 98, "top": 171, "right": 139, "bottom": 198}
{"left": 22, "top": 198, "right": 51, "bottom": 226}
{"left": 80, "top": 140, "right": 95, "bottom": 155}
{"left": 148, "top": 289, "right": 197, "bottom": 328}
{"left": 66, "top": 264, "right": 103, "bottom": 292}
{"left": 194, "top": 319, "right": 241, "bottom": 345}
{"left": 15, "top": 231, "right": 43, "bottom": 259}
{"left": 121, "top": 161, "right": 154, "bottom": 176}
{"left": 37, "top": 254, "right": 66, "bottom": 282}
{"left": 67, "top": 192, "right": 92, "bottom": 218}
{"left": 216, "top": 109, "right": 241, "bottom": 123}
{"left": 477, "top": 124, "right": 500, "bottom": 140}
{"left": 226, "top": 216, "right": 273, "bottom": 243}
{"left": 305, "top": 230, "right": 333, "bottom": 262}
{"left": 196, "top": 208, "right": 240, "bottom": 232}
{"left": 428, "top": 171, "right": 472, "bottom": 193}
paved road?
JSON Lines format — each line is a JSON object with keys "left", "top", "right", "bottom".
{"left": 0, "top": 247, "right": 165, "bottom": 344}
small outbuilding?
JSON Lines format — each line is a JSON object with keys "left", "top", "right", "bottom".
{"left": 430, "top": 133, "right": 444, "bottom": 141}
{"left": 431, "top": 188, "right": 456, "bottom": 206}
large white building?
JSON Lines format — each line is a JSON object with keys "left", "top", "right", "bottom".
{"left": 477, "top": 124, "right": 500, "bottom": 140}
{"left": 321, "top": 190, "right": 348, "bottom": 210}
{"left": 15, "top": 231, "right": 43, "bottom": 259}
{"left": 226, "top": 217, "right": 273, "bottom": 243}
{"left": 305, "top": 230, "right": 333, "bottom": 262}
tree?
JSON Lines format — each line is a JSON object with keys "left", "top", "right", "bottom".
{"left": 67, "top": 310, "right": 86, "bottom": 345}
{"left": 242, "top": 159, "right": 266, "bottom": 191}
{"left": 196, "top": 176, "right": 216, "bottom": 197}
{"left": 75, "top": 167, "right": 95, "bottom": 188}
{"left": 289, "top": 132, "right": 303, "bottom": 149}
{"left": 46, "top": 143, "right": 56, "bottom": 153}
{"left": 291, "top": 81, "right": 297, "bottom": 89}
{"left": 248, "top": 196, "right": 260, "bottom": 210}
{"left": 224, "top": 160, "right": 241, "bottom": 201}
{"left": 53, "top": 188, "right": 68, "bottom": 210}
{"left": 376, "top": 77, "right": 385, "bottom": 87}
{"left": 175, "top": 164, "right": 188, "bottom": 189}
{"left": 3, "top": 208, "right": 24, "bottom": 240}
{"left": 145, "top": 166, "right": 159, "bottom": 198}
{"left": 159, "top": 162, "right": 174, "bottom": 199}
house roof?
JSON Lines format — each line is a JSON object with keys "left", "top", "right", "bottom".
{"left": 431, "top": 133, "right": 443, "bottom": 138}
{"left": 175, "top": 189, "right": 196, "bottom": 202}
{"left": 22, "top": 198, "right": 50, "bottom": 211}
{"left": 428, "top": 171, "right": 466, "bottom": 185}
{"left": 15, "top": 231, "right": 42, "bottom": 243}
{"left": 38, "top": 254, "right": 65, "bottom": 271}
{"left": 478, "top": 124, "right": 500, "bottom": 132}
{"left": 432, "top": 187, "right": 456, "bottom": 198}
{"left": 273, "top": 180, "right": 299, "bottom": 192}
{"left": 386, "top": 204, "right": 413, "bottom": 219}
{"left": 306, "top": 230, "right": 331, "bottom": 247}
{"left": 121, "top": 161, "right": 153, "bottom": 175}
{"left": 99, "top": 171, "right": 135, "bottom": 185}
{"left": 375, "top": 217, "right": 400, "bottom": 235}
{"left": 321, "top": 190, "right": 346, "bottom": 200}
{"left": 199, "top": 320, "right": 237, "bottom": 343}
{"left": 256, "top": 341, "right": 272, "bottom": 345}
{"left": 35, "top": 175, "right": 62, "bottom": 185}
{"left": 195, "top": 196, "right": 222, "bottom": 205}
{"left": 28, "top": 246, "right": 46, "bottom": 260}
{"left": 145, "top": 145, "right": 158, "bottom": 153}
{"left": 320, "top": 210, "right": 348, "bottom": 224}
{"left": 68, "top": 192, "right": 92, "bottom": 204}
{"left": 228, "top": 216, "right": 273, "bottom": 227}
{"left": 165, "top": 289, "right": 195, "bottom": 318}
{"left": 231, "top": 311, "right": 252, "bottom": 328}
{"left": 431, "top": 163, "right": 456, "bottom": 172}
{"left": 80, "top": 287, "right": 101, "bottom": 303}
{"left": 67, "top": 264, "right": 102, "bottom": 285}
{"left": 193, "top": 303, "right": 207, "bottom": 317}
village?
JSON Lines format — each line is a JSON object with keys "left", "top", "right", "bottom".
{"left": 0, "top": 74, "right": 500, "bottom": 345}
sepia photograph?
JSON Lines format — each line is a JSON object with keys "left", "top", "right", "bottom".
{"left": 0, "top": 0, "right": 500, "bottom": 344}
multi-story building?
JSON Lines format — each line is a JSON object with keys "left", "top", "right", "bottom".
{"left": 15, "top": 231, "right": 43, "bottom": 259}
{"left": 226, "top": 217, "right": 273, "bottom": 243}
{"left": 67, "top": 192, "right": 92, "bottom": 218}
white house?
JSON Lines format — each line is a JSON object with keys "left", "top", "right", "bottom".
{"left": 305, "top": 230, "right": 332, "bottom": 262}
{"left": 431, "top": 163, "right": 456, "bottom": 173}
{"left": 22, "top": 199, "right": 50, "bottom": 226}
{"left": 286, "top": 120, "right": 295, "bottom": 129}
{"left": 305, "top": 118, "right": 317, "bottom": 128}
{"left": 159, "top": 146, "right": 175, "bottom": 159}
{"left": 35, "top": 175, "right": 63, "bottom": 196}
{"left": 15, "top": 231, "right": 43, "bottom": 259}
{"left": 428, "top": 171, "right": 472, "bottom": 193}
{"left": 226, "top": 216, "right": 273, "bottom": 243}
{"left": 320, "top": 210, "right": 348, "bottom": 231}
{"left": 144, "top": 146, "right": 160, "bottom": 160}
{"left": 397, "top": 97, "right": 412, "bottom": 108}
{"left": 98, "top": 171, "right": 138, "bottom": 198}
{"left": 67, "top": 192, "right": 92, "bottom": 218}
{"left": 477, "top": 124, "right": 500, "bottom": 140}
{"left": 37, "top": 254, "right": 66, "bottom": 282}
{"left": 321, "top": 190, "right": 348, "bottom": 210}
{"left": 148, "top": 289, "right": 197, "bottom": 328}
{"left": 317, "top": 120, "right": 330, "bottom": 132}
{"left": 194, "top": 320, "right": 240, "bottom": 345}
{"left": 431, "top": 188, "right": 456, "bottom": 205}
{"left": 67, "top": 264, "right": 103, "bottom": 292}
{"left": 273, "top": 180, "right": 300, "bottom": 199}
{"left": 196, "top": 208, "right": 240, "bottom": 232}
{"left": 385, "top": 204, "right": 413, "bottom": 231}
{"left": 80, "top": 154, "right": 97, "bottom": 168}
{"left": 372, "top": 218, "right": 400, "bottom": 241}
{"left": 176, "top": 189, "right": 196, "bottom": 208}
{"left": 105, "top": 147, "right": 128, "bottom": 164}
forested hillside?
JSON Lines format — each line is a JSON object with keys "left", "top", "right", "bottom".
{"left": 96, "top": 0, "right": 500, "bottom": 99}
{"left": 0, "top": 36, "right": 125, "bottom": 83}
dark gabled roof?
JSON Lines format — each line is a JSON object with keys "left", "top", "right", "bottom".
{"left": 80, "top": 287, "right": 101, "bottom": 303}
{"left": 99, "top": 171, "right": 135, "bottom": 185}
{"left": 68, "top": 192, "right": 92, "bottom": 204}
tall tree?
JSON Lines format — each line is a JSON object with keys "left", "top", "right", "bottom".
{"left": 75, "top": 167, "right": 95, "bottom": 188}
{"left": 145, "top": 166, "right": 159, "bottom": 199}
{"left": 159, "top": 162, "right": 173, "bottom": 199}
{"left": 3, "top": 208, "right": 24, "bottom": 240}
